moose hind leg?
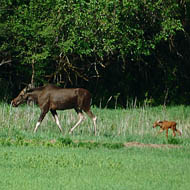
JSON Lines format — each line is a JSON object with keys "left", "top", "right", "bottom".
{"left": 176, "top": 129, "right": 182, "bottom": 136}
{"left": 172, "top": 128, "right": 176, "bottom": 137}
{"left": 166, "top": 129, "right": 169, "bottom": 139}
{"left": 69, "top": 111, "right": 85, "bottom": 134}
{"left": 85, "top": 110, "right": 97, "bottom": 135}
{"left": 50, "top": 110, "right": 63, "bottom": 132}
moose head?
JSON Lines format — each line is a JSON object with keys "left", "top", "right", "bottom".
{"left": 11, "top": 84, "right": 32, "bottom": 107}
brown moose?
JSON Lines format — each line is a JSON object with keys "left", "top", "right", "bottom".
{"left": 153, "top": 120, "right": 182, "bottom": 139}
{"left": 11, "top": 84, "right": 97, "bottom": 135}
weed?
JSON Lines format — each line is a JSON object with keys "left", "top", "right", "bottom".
{"left": 167, "top": 138, "right": 183, "bottom": 145}
{"left": 57, "top": 137, "right": 73, "bottom": 146}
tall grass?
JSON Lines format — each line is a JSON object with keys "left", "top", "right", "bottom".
{"left": 0, "top": 102, "right": 190, "bottom": 145}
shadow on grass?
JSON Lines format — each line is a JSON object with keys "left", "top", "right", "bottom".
{"left": 0, "top": 136, "right": 125, "bottom": 150}
{"left": 58, "top": 137, "right": 124, "bottom": 149}
{"left": 167, "top": 138, "right": 183, "bottom": 145}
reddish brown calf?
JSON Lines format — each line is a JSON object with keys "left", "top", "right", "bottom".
{"left": 153, "top": 120, "right": 182, "bottom": 139}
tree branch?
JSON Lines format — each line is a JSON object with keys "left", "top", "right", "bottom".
{"left": 0, "top": 59, "right": 11, "bottom": 66}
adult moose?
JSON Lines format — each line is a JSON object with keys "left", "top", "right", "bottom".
{"left": 11, "top": 84, "right": 97, "bottom": 135}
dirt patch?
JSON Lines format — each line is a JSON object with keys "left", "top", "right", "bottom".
{"left": 73, "top": 140, "right": 182, "bottom": 149}
{"left": 61, "top": 139, "right": 182, "bottom": 149}
{"left": 124, "top": 142, "right": 181, "bottom": 148}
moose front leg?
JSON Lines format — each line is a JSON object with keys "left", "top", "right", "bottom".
{"left": 156, "top": 129, "right": 164, "bottom": 137}
{"left": 34, "top": 110, "right": 48, "bottom": 133}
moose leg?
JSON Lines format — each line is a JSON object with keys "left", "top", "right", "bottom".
{"left": 85, "top": 110, "right": 97, "bottom": 135}
{"left": 69, "top": 111, "right": 85, "bottom": 134}
{"left": 156, "top": 129, "right": 164, "bottom": 136}
{"left": 176, "top": 129, "right": 182, "bottom": 136}
{"left": 172, "top": 128, "right": 176, "bottom": 137}
{"left": 50, "top": 110, "right": 63, "bottom": 132}
{"left": 34, "top": 110, "right": 48, "bottom": 133}
{"left": 166, "top": 129, "right": 168, "bottom": 139}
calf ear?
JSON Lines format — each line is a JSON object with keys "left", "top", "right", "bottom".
{"left": 158, "top": 121, "right": 163, "bottom": 124}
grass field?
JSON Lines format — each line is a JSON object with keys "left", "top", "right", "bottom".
{"left": 0, "top": 103, "right": 190, "bottom": 189}
{"left": 0, "top": 146, "right": 190, "bottom": 190}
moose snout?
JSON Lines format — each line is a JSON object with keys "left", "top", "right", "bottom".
{"left": 11, "top": 100, "right": 17, "bottom": 107}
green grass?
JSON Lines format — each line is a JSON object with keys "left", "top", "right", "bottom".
{"left": 0, "top": 145, "right": 190, "bottom": 190}
{"left": 0, "top": 103, "right": 190, "bottom": 189}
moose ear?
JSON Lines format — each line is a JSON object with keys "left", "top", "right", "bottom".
{"left": 25, "top": 84, "right": 33, "bottom": 92}
{"left": 28, "top": 84, "right": 33, "bottom": 89}
{"left": 18, "top": 83, "right": 33, "bottom": 95}
{"left": 22, "top": 87, "right": 27, "bottom": 93}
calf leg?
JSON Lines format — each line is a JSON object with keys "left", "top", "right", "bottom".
{"left": 166, "top": 129, "right": 168, "bottom": 139}
{"left": 50, "top": 110, "right": 63, "bottom": 133}
{"left": 69, "top": 110, "right": 85, "bottom": 134}
{"left": 172, "top": 128, "right": 176, "bottom": 137}
{"left": 85, "top": 110, "right": 97, "bottom": 135}
{"left": 156, "top": 129, "right": 164, "bottom": 137}
{"left": 176, "top": 129, "right": 182, "bottom": 136}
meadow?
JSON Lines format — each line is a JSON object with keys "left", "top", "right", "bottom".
{"left": 0, "top": 103, "right": 190, "bottom": 189}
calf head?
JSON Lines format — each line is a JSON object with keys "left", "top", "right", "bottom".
{"left": 11, "top": 85, "right": 31, "bottom": 107}
{"left": 153, "top": 120, "right": 163, "bottom": 128}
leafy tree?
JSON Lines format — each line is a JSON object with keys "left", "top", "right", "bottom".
{"left": 0, "top": 0, "right": 189, "bottom": 106}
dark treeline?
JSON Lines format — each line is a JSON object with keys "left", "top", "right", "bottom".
{"left": 0, "top": 0, "right": 190, "bottom": 107}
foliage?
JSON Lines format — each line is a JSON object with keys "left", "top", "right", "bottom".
{"left": 0, "top": 0, "right": 189, "bottom": 106}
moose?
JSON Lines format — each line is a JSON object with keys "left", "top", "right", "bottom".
{"left": 153, "top": 120, "right": 182, "bottom": 139}
{"left": 11, "top": 84, "right": 97, "bottom": 135}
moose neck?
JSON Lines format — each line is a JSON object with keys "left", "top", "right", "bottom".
{"left": 27, "top": 89, "right": 41, "bottom": 104}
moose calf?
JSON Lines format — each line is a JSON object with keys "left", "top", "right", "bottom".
{"left": 153, "top": 120, "right": 182, "bottom": 139}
